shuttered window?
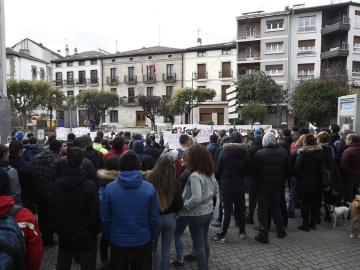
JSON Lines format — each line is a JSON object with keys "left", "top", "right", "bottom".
{"left": 197, "top": 64, "right": 206, "bottom": 79}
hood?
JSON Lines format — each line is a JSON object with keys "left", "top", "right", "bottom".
{"left": 97, "top": 169, "right": 119, "bottom": 183}
{"left": 223, "top": 143, "right": 248, "bottom": 157}
{"left": 57, "top": 168, "right": 86, "bottom": 189}
{"left": 0, "top": 196, "right": 14, "bottom": 216}
{"left": 133, "top": 140, "right": 144, "bottom": 154}
{"left": 300, "top": 144, "right": 323, "bottom": 153}
{"left": 262, "top": 132, "right": 277, "bottom": 147}
{"left": 117, "top": 170, "right": 143, "bottom": 189}
{"left": 24, "top": 144, "right": 40, "bottom": 153}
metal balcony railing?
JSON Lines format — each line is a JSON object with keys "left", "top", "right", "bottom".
{"left": 106, "top": 76, "right": 120, "bottom": 85}
{"left": 65, "top": 80, "right": 75, "bottom": 86}
{"left": 121, "top": 96, "right": 139, "bottom": 106}
{"left": 237, "top": 32, "right": 261, "bottom": 40}
{"left": 237, "top": 54, "right": 261, "bottom": 61}
{"left": 193, "top": 72, "right": 208, "bottom": 80}
{"left": 219, "top": 71, "right": 233, "bottom": 78}
{"left": 53, "top": 80, "right": 63, "bottom": 87}
{"left": 124, "top": 75, "right": 138, "bottom": 84}
{"left": 76, "top": 79, "right": 87, "bottom": 86}
{"left": 143, "top": 74, "right": 156, "bottom": 83}
{"left": 88, "top": 78, "right": 99, "bottom": 85}
{"left": 162, "top": 73, "right": 177, "bottom": 83}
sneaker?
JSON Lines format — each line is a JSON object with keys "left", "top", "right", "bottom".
{"left": 211, "top": 219, "right": 222, "bottom": 227}
{"left": 239, "top": 232, "right": 246, "bottom": 240}
{"left": 184, "top": 254, "right": 197, "bottom": 261}
{"left": 213, "top": 233, "right": 226, "bottom": 244}
{"left": 170, "top": 260, "right": 184, "bottom": 269}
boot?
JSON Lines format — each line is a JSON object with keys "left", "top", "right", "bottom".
{"left": 298, "top": 222, "right": 310, "bottom": 232}
{"left": 277, "top": 229, "right": 287, "bottom": 239}
{"left": 255, "top": 232, "right": 269, "bottom": 244}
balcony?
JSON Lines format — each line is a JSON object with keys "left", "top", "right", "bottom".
{"left": 53, "top": 80, "right": 63, "bottom": 87}
{"left": 219, "top": 71, "right": 233, "bottom": 79}
{"left": 322, "top": 17, "right": 350, "bottom": 35}
{"left": 352, "top": 71, "right": 360, "bottom": 78}
{"left": 143, "top": 74, "right": 156, "bottom": 84}
{"left": 65, "top": 80, "right": 75, "bottom": 87}
{"left": 76, "top": 79, "right": 87, "bottom": 87}
{"left": 320, "top": 44, "right": 349, "bottom": 59}
{"left": 162, "top": 73, "right": 177, "bottom": 83}
{"left": 88, "top": 78, "right": 99, "bottom": 86}
{"left": 124, "top": 75, "right": 137, "bottom": 84}
{"left": 193, "top": 72, "right": 208, "bottom": 80}
{"left": 120, "top": 96, "right": 139, "bottom": 106}
{"left": 237, "top": 32, "right": 261, "bottom": 40}
{"left": 106, "top": 76, "right": 120, "bottom": 85}
{"left": 297, "top": 74, "right": 315, "bottom": 80}
{"left": 237, "top": 54, "right": 261, "bottom": 62}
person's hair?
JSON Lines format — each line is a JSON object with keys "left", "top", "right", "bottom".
{"left": 81, "top": 135, "right": 93, "bottom": 149}
{"left": 47, "top": 135, "right": 57, "bottom": 145}
{"left": 292, "top": 126, "right": 299, "bottom": 132}
{"left": 112, "top": 136, "right": 125, "bottom": 151}
{"left": 304, "top": 134, "right": 317, "bottom": 146}
{"left": 119, "top": 151, "right": 140, "bottom": 171}
{"left": 124, "top": 131, "right": 131, "bottom": 138}
{"left": 187, "top": 144, "right": 214, "bottom": 177}
{"left": 283, "top": 128, "right": 291, "bottom": 137}
{"left": 27, "top": 133, "right": 34, "bottom": 138}
{"left": 67, "top": 133, "right": 76, "bottom": 142}
{"left": 22, "top": 139, "right": 29, "bottom": 145}
{"left": 145, "top": 137, "right": 152, "bottom": 146}
{"left": 219, "top": 130, "right": 226, "bottom": 138}
{"left": 9, "top": 141, "right": 23, "bottom": 159}
{"left": 347, "top": 133, "right": 360, "bottom": 144}
{"left": 317, "top": 131, "right": 330, "bottom": 143}
{"left": 49, "top": 139, "right": 62, "bottom": 153}
{"left": 295, "top": 134, "right": 307, "bottom": 148}
{"left": 73, "top": 137, "right": 86, "bottom": 149}
{"left": 209, "top": 134, "right": 218, "bottom": 144}
{"left": 179, "top": 134, "right": 190, "bottom": 146}
{"left": 96, "top": 131, "right": 104, "bottom": 138}
{"left": 0, "top": 144, "right": 9, "bottom": 160}
{"left": 331, "top": 123, "right": 340, "bottom": 134}
{"left": 67, "top": 147, "right": 84, "bottom": 168}
{"left": 94, "top": 136, "right": 102, "bottom": 144}
{"left": 28, "top": 136, "right": 37, "bottom": 144}
{"left": 106, "top": 156, "right": 121, "bottom": 171}
{"left": 230, "top": 131, "right": 243, "bottom": 143}
{"left": 146, "top": 155, "right": 177, "bottom": 211}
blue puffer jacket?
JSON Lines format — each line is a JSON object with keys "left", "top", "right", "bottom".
{"left": 101, "top": 170, "right": 159, "bottom": 247}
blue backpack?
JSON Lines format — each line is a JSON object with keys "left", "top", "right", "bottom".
{"left": 0, "top": 205, "right": 26, "bottom": 270}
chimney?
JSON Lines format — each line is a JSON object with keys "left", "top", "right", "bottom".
{"left": 65, "top": 45, "right": 69, "bottom": 57}
{"left": 74, "top": 48, "right": 78, "bottom": 55}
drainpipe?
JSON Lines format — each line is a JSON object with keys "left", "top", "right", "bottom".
{"left": 181, "top": 52, "right": 184, "bottom": 88}
{"left": 101, "top": 58, "right": 104, "bottom": 91}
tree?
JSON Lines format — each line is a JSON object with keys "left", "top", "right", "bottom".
{"left": 138, "top": 95, "right": 162, "bottom": 130}
{"left": 292, "top": 78, "right": 349, "bottom": 125}
{"left": 241, "top": 102, "right": 267, "bottom": 125}
{"left": 172, "top": 88, "right": 216, "bottom": 124}
{"left": 159, "top": 99, "right": 182, "bottom": 125}
{"left": 76, "top": 90, "right": 120, "bottom": 125}
{"left": 41, "top": 88, "right": 65, "bottom": 128}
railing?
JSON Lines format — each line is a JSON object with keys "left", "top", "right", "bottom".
{"left": 76, "top": 79, "right": 87, "bottom": 86}
{"left": 65, "top": 80, "right": 74, "bottom": 86}
{"left": 121, "top": 96, "right": 139, "bottom": 106}
{"left": 352, "top": 71, "right": 360, "bottom": 78}
{"left": 143, "top": 74, "right": 156, "bottom": 83}
{"left": 237, "top": 32, "right": 261, "bottom": 40}
{"left": 325, "top": 16, "right": 350, "bottom": 26}
{"left": 106, "top": 76, "right": 120, "bottom": 85}
{"left": 53, "top": 80, "right": 63, "bottom": 87}
{"left": 219, "top": 71, "right": 233, "bottom": 78}
{"left": 193, "top": 72, "right": 208, "bottom": 80}
{"left": 297, "top": 74, "right": 315, "bottom": 80}
{"left": 237, "top": 54, "right": 261, "bottom": 61}
{"left": 124, "top": 75, "right": 137, "bottom": 84}
{"left": 162, "top": 73, "right": 176, "bottom": 83}
{"left": 322, "top": 43, "right": 349, "bottom": 52}
{"left": 88, "top": 78, "right": 99, "bottom": 85}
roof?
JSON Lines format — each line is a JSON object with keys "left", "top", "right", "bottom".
{"left": 102, "top": 46, "right": 183, "bottom": 59}
{"left": 12, "top": 38, "right": 63, "bottom": 59}
{"left": 185, "top": 41, "right": 236, "bottom": 52}
{"left": 292, "top": 1, "right": 360, "bottom": 14}
{"left": 237, "top": 10, "right": 289, "bottom": 20}
{"left": 51, "top": 51, "right": 107, "bottom": 63}
{"left": 6, "top": 48, "right": 49, "bottom": 64}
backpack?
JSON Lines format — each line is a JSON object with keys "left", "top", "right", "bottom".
{"left": 0, "top": 205, "right": 26, "bottom": 270}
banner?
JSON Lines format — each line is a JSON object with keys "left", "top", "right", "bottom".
{"left": 56, "top": 127, "right": 90, "bottom": 140}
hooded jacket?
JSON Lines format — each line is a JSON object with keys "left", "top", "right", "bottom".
{"left": 93, "top": 143, "right": 108, "bottom": 155}
{"left": 340, "top": 143, "right": 360, "bottom": 177}
{"left": 97, "top": 169, "right": 119, "bottom": 188}
{"left": 103, "top": 144, "right": 129, "bottom": 162}
{"left": 0, "top": 160, "right": 22, "bottom": 205}
{"left": 216, "top": 143, "right": 250, "bottom": 194}
{"left": 133, "top": 140, "right": 155, "bottom": 171}
{"left": 22, "top": 144, "right": 41, "bottom": 165}
{"left": 50, "top": 168, "right": 100, "bottom": 251}
{"left": 101, "top": 170, "right": 159, "bottom": 247}
{"left": 0, "top": 196, "right": 43, "bottom": 270}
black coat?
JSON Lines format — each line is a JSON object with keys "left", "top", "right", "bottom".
{"left": 84, "top": 148, "right": 103, "bottom": 169}
{"left": 144, "top": 145, "right": 161, "bottom": 161}
{"left": 50, "top": 167, "right": 100, "bottom": 252}
{"left": 295, "top": 145, "right": 325, "bottom": 194}
{"left": 216, "top": 143, "right": 250, "bottom": 194}
{"left": 253, "top": 146, "right": 287, "bottom": 194}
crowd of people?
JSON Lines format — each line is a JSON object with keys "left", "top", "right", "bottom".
{"left": 0, "top": 124, "right": 359, "bottom": 270}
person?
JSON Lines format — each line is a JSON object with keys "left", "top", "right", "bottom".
{"left": 15, "top": 131, "right": 25, "bottom": 142}
{"left": 330, "top": 123, "right": 341, "bottom": 145}
{"left": 340, "top": 133, "right": 360, "bottom": 204}
{"left": 207, "top": 134, "right": 219, "bottom": 162}
{"left": 50, "top": 147, "right": 100, "bottom": 270}
{"left": 97, "top": 156, "right": 120, "bottom": 268}
{"left": 295, "top": 134, "right": 325, "bottom": 231}
{"left": 22, "top": 137, "right": 41, "bottom": 165}
{"left": 31, "top": 139, "right": 61, "bottom": 246}
{"left": 145, "top": 155, "right": 183, "bottom": 270}
{"left": 103, "top": 136, "right": 128, "bottom": 162}
{"left": 213, "top": 132, "right": 249, "bottom": 243}
{"left": 81, "top": 135, "right": 104, "bottom": 169}
{"left": 278, "top": 129, "right": 292, "bottom": 154}
{"left": 101, "top": 151, "right": 159, "bottom": 270}
{"left": 66, "top": 133, "right": 76, "bottom": 149}
{"left": 144, "top": 136, "right": 161, "bottom": 161}
{"left": 253, "top": 132, "right": 287, "bottom": 244}
{"left": 133, "top": 140, "right": 156, "bottom": 171}
{"left": 0, "top": 144, "right": 22, "bottom": 205}
{"left": 0, "top": 169, "right": 43, "bottom": 270}
{"left": 181, "top": 144, "right": 219, "bottom": 270}
{"left": 93, "top": 136, "right": 108, "bottom": 155}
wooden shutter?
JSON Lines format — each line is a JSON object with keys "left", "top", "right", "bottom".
{"left": 298, "top": 63, "right": 315, "bottom": 71}
{"left": 354, "top": 36, "right": 360, "bottom": 43}
{"left": 355, "top": 10, "right": 360, "bottom": 15}
{"left": 197, "top": 64, "right": 206, "bottom": 79}
{"left": 222, "top": 62, "right": 231, "bottom": 77}
{"left": 298, "top": 39, "right": 315, "bottom": 47}
{"left": 221, "top": 85, "right": 230, "bottom": 101}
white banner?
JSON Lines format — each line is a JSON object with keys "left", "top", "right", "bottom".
{"left": 56, "top": 127, "right": 90, "bottom": 140}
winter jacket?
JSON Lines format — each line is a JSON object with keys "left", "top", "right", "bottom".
{"left": 93, "top": 143, "right": 108, "bottom": 155}
{"left": 295, "top": 145, "right": 325, "bottom": 194}
{"left": 181, "top": 172, "right": 219, "bottom": 216}
{"left": 103, "top": 145, "right": 129, "bottom": 162}
{"left": 253, "top": 146, "right": 287, "bottom": 194}
{"left": 248, "top": 137, "right": 263, "bottom": 160}
{"left": 207, "top": 143, "right": 220, "bottom": 163}
{"left": 216, "top": 143, "right": 250, "bottom": 194}
{"left": 0, "top": 160, "right": 22, "bottom": 205}
{"left": 22, "top": 144, "right": 41, "bottom": 165}
{"left": 101, "top": 170, "right": 160, "bottom": 247}
{"left": 0, "top": 196, "right": 43, "bottom": 270}
{"left": 97, "top": 169, "right": 119, "bottom": 188}
{"left": 340, "top": 143, "right": 360, "bottom": 177}
{"left": 50, "top": 168, "right": 100, "bottom": 252}
{"left": 279, "top": 136, "right": 293, "bottom": 155}
{"left": 144, "top": 145, "right": 161, "bottom": 161}
{"left": 84, "top": 148, "right": 104, "bottom": 169}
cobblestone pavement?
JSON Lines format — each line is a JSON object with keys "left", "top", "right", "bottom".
{"left": 40, "top": 207, "right": 360, "bottom": 270}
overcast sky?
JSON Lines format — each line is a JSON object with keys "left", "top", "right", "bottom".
{"left": 5, "top": 0, "right": 341, "bottom": 55}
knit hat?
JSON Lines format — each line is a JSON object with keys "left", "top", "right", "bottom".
{"left": 254, "top": 128, "right": 262, "bottom": 136}
{"left": 119, "top": 151, "right": 140, "bottom": 171}
{"left": 262, "top": 132, "right": 277, "bottom": 147}
{"left": 230, "top": 131, "right": 243, "bottom": 143}
{"left": 132, "top": 140, "right": 144, "bottom": 154}
{"left": 15, "top": 131, "right": 25, "bottom": 142}
{"left": 0, "top": 169, "right": 10, "bottom": 195}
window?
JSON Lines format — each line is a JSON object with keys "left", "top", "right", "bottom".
{"left": 265, "top": 42, "right": 284, "bottom": 54}
{"left": 168, "top": 54, "right": 172, "bottom": 58}
{"left": 56, "top": 63, "right": 61, "bottom": 67}
{"left": 222, "top": 49, "right": 231, "bottom": 55}
{"left": 166, "top": 64, "right": 174, "bottom": 76}
{"left": 197, "top": 64, "right": 206, "bottom": 79}
{"left": 67, "top": 62, "right": 73, "bottom": 67}
{"left": 111, "top": 88, "right": 117, "bottom": 93}
{"left": 78, "top": 71, "right": 86, "bottom": 84}
{"left": 246, "top": 68, "right": 256, "bottom": 75}
{"left": 221, "top": 62, "right": 231, "bottom": 77}
{"left": 245, "top": 26, "right": 255, "bottom": 38}
{"left": 148, "top": 56, "right": 152, "bottom": 59}
{"left": 221, "top": 85, "right": 230, "bottom": 101}
{"left": 198, "top": 86, "right": 206, "bottom": 89}
{"left": 299, "top": 16, "right": 316, "bottom": 32}
{"left": 354, "top": 36, "right": 360, "bottom": 52}
{"left": 197, "top": 51, "right": 205, "bottom": 57}
{"left": 67, "top": 71, "right": 74, "bottom": 85}
{"left": 298, "top": 63, "right": 315, "bottom": 79}
{"left": 67, "top": 91, "right": 74, "bottom": 96}
{"left": 355, "top": 10, "right": 360, "bottom": 27}
{"left": 246, "top": 47, "right": 255, "bottom": 58}
{"left": 266, "top": 19, "right": 284, "bottom": 31}
{"left": 110, "top": 68, "right": 117, "bottom": 80}
{"left": 112, "top": 59, "right": 115, "bottom": 62}
{"left": 55, "top": 72, "right": 62, "bottom": 85}
{"left": 146, "top": 87, "right": 153, "bottom": 96}
{"left": 353, "top": 61, "right": 360, "bottom": 77}
{"left": 31, "top": 66, "right": 37, "bottom": 80}
{"left": 79, "top": 61, "right": 85, "bottom": 66}
{"left": 128, "top": 88, "right": 135, "bottom": 103}
{"left": 166, "top": 86, "right": 173, "bottom": 98}
{"left": 110, "top": 110, "right": 118, "bottom": 123}
{"left": 298, "top": 39, "right": 316, "bottom": 55}
{"left": 40, "top": 68, "right": 45, "bottom": 80}
{"left": 146, "top": 65, "right": 154, "bottom": 76}
{"left": 128, "top": 66, "right": 134, "bottom": 77}
{"left": 91, "top": 59, "right": 97, "bottom": 65}
{"left": 90, "top": 70, "right": 98, "bottom": 83}
{"left": 265, "top": 65, "right": 284, "bottom": 76}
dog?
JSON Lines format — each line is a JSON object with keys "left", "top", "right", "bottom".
{"left": 347, "top": 195, "right": 360, "bottom": 239}
{"left": 329, "top": 205, "right": 349, "bottom": 228}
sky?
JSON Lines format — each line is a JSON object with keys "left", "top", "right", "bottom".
{"left": 4, "top": 0, "right": 343, "bottom": 55}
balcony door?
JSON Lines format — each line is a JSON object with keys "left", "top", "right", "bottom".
{"left": 197, "top": 64, "right": 206, "bottom": 79}
{"left": 246, "top": 26, "right": 255, "bottom": 38}
{"left": 246, "top": 47, "right": 255, "bottom": 59}
{"left": 136, "top": 111, "right": 146, "bottom": 127}
{"left": 222, "top": 62, "right": 231, "bottom": 77}
{"left": 128, "top": 67, "right": 134, "bottom": 78}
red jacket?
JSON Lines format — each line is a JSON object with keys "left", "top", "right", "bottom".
{"left": 0, "top": 196, "right": 43, "bottom": 270}
{"left": 103, "top": 145, "right": 128, "bottom": 161}
{"left": 340, "top": 143, "right": 360, "bottom": 177}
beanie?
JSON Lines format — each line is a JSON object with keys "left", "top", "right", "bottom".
{"left": 262, "top": 132, "right": 277, "bottom": 147}
{"left": 119, "top": 151, "right": 140, "bottom": 171}
{"left": 230, "top": 132, "right": 243, "bottom": 143}
{"left": 15, "top": 131, "right": 25, "bottom": 142}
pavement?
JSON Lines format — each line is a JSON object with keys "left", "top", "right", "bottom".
{"left": 40, "top": 207, "right": 360, "bottom": 270}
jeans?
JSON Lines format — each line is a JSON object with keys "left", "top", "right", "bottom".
{"left": 56, "top": 246, "right": 97, "bottom": 270}
{"left": 287, "top": 176, "right": 298, "bottom": 215}
{"left": 152, "top": 213, "right": 176, "bottom": 270}
{"left": 217, "top": 193, "right": 223, "bottom": 222}
{"left": 174, "top": 215, "right": 188, "bottom": 263}
{"left": 188, "top": 213, "right": 213, "bottom": 270}
{"left": 110, "top": 241, "right": 152, "bottom": 270}
{"left": 220, "top": 192, "right": 246, "bottom": 236}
